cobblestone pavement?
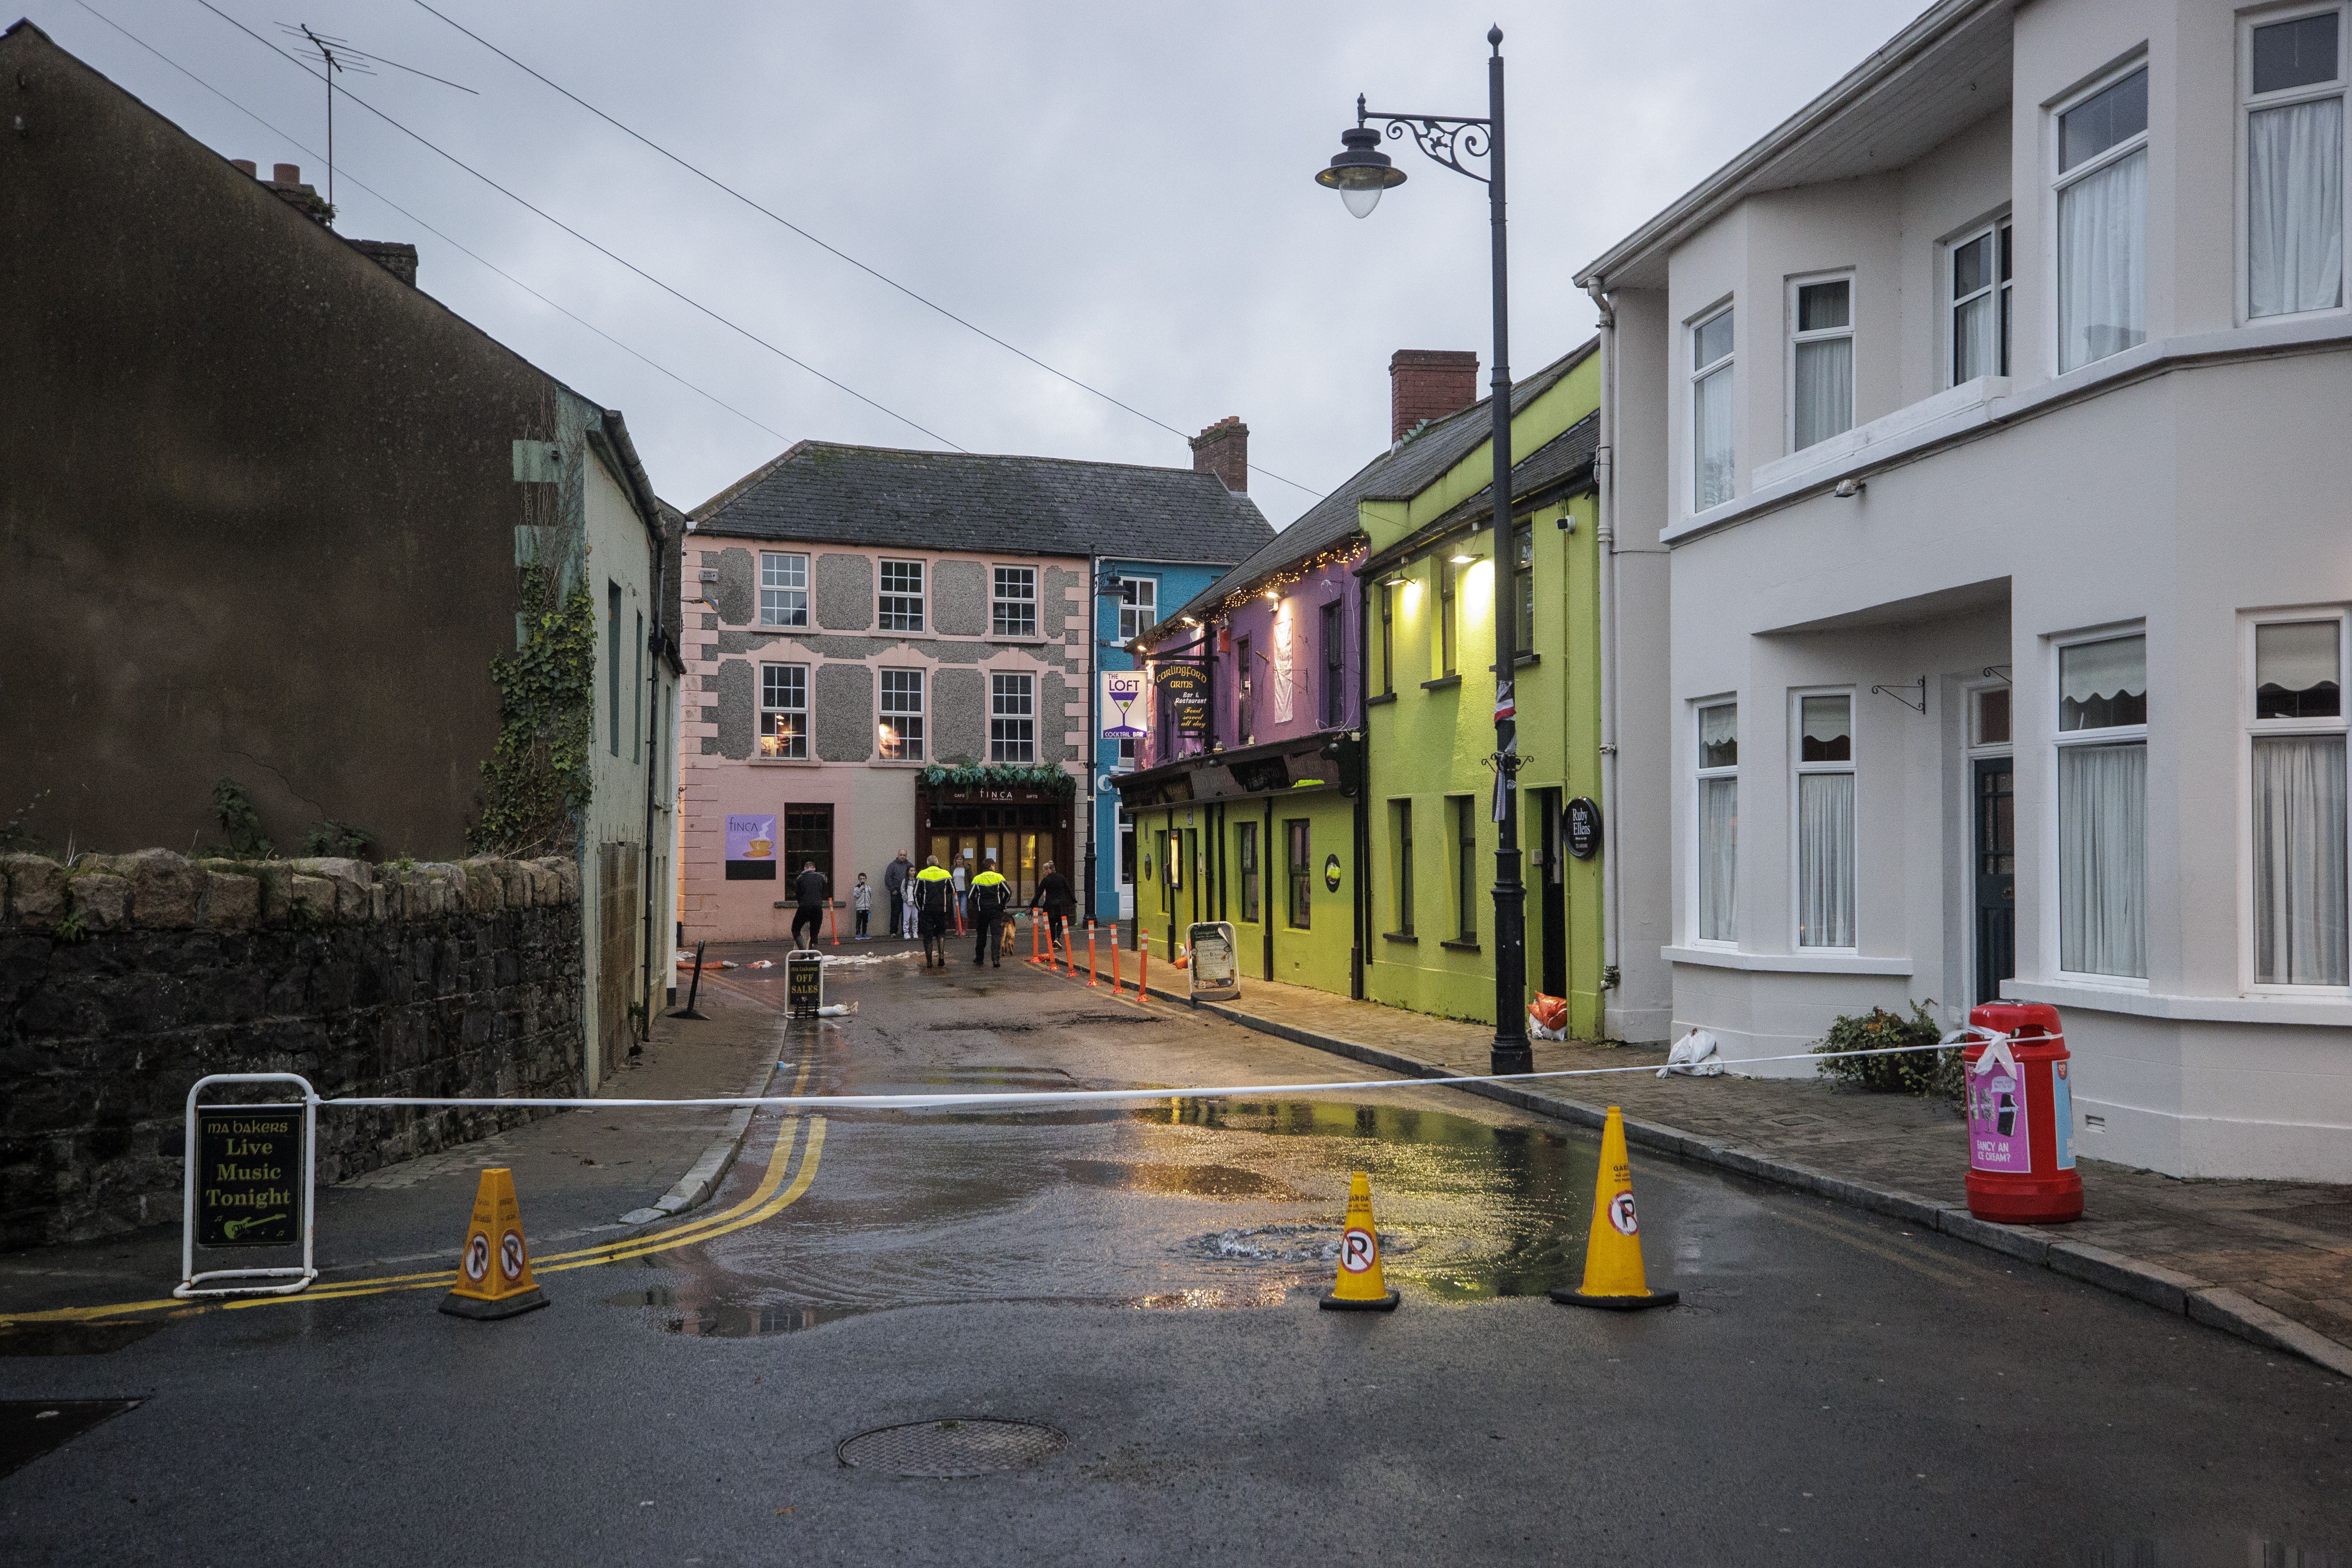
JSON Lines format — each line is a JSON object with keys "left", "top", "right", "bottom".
{"left": 1138, "top": 973, "right": 2352, "bottom": 1364}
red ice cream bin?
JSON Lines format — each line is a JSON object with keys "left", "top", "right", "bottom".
{"left": 1960, "top": 1002, "right": 2083, "bottom": 1224}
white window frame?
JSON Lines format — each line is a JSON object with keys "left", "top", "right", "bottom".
{"left": 1945, "top": 213, "right": 2014, "bottom": 387}
{"left": 2238, "top": 606, "right": 2352, "bottom": 992}
{"left": 2048, "top": 625, "right": 2150, "bottom": 986}
{"left": 1119, "top": 577, "right": 1159, "bottom": 642}
{"left": 878, "top": 559, "right": 925, "bottom": 634}
{"left": 992, "top": 566, "right": 1038, "bottom": 639}
{"left": 1694, "top": 697, "right": 1739, "bottom": 947}
{"left": 879, "top": 666, "right": 925, "bottom": 762}
{"left": 1785, "top": 272, "right": 1855, "bottom": 456}
{"left": 759, "top": 551, "right": 809, "bottom": 628}
{"left": 990, "top": 671, "right": 1036, "bottom": 762}
{"left": 1791, "top": 688, "right": 1858, "bottom": 952}
{"left": 2238, "top": 3, "right": 2350, "bottom": 324}
{"left": 2051, "top": 58, "right": 2151, "bottom": 376}
{"left": 758, "top": 660, "right": 808, "bottom": 760}
{"left": 1688, "top": 301, "right": 1736, "bottom": 515}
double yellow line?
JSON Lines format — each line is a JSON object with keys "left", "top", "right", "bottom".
{"left": 1, "top": 1062, "right": 827, "bottom": 1328}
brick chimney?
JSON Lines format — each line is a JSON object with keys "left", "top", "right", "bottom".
{"left": 1390, "top": 349, "right": 1480, "bottom": 444}
{"left": 1190, "top": 416, "right": 1249, "bottom": 493}
{"left": 246, "top": 160, "right": 333, "bottom": 225}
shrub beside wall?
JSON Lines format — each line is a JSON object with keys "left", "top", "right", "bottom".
{"left": 0, "top": 848, "right": 584, "bottom": 1251}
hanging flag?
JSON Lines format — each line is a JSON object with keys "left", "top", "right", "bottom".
{"left": 1493, "top": 679, "right": 1515, "bottom": 723}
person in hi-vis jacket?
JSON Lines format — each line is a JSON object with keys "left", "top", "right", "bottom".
{"left": 967, "top": 865, "right": 1012, "bottom": 968}
{"left": 914, "top": 857, "right": 955, "bottom": 969}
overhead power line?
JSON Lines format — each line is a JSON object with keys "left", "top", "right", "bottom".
{"left": 406, "top": 0, "right": 1324, "bottom": 500}
{"left": 71, "top": 0, "right": 797, "bottom": 450}
{"left": 191, "top": 0, "right": 969, "bottom": 451}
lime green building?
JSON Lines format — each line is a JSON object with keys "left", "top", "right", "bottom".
{"left": 1358, "top": 340, "right": 1606, "bottom": 1034}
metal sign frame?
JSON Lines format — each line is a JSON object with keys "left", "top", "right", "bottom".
{"left": 1188, "top": 921, "right": 1241, "bottom": 1003}
{"left": 784, "top": 948, "right": 826, "bottom": 1018}
{"left": 174, "top": 1073, "right": 319, "bottom": 1299}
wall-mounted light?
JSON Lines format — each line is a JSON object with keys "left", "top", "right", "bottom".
{"left": 1383, "top": 575, "right": 1408, "bottom": 587}
{"left": 1449, "top": 551, "right": 1480, "bottom": 565}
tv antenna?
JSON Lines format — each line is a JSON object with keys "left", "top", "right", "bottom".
{"left": 275, "top": 22, "right": 476, "bottom": 209}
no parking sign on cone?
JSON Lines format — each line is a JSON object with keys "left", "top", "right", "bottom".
{"left": 1319, "top": 1171, "right": 1401, "bottom": 1313}
{"left": 1551, "top": 1107, "right": 1678, "bottom": 1311}
{"left": 440, "top": 1167, "right": 548, "bottom": 1320}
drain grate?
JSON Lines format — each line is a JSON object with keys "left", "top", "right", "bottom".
{"left": 836, "top": 1418, "right": 1067, "bottom": 1478}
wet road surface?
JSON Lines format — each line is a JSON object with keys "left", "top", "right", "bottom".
{"left": 3, "top": 955, "right": 2347, "bottom": 1566}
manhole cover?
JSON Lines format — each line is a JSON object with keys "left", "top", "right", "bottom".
{"left": 836, "top": 1418, "right": 1067, "bottom": 1478}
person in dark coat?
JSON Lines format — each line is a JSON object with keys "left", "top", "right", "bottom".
{"left": 791, "top": 861, "right": 828, "bottom": 949}
{"left": 1031, "top": 860, "right": 1074, "bottom": 960}
{"left": 882, "top": 850, "right": 910, "bottom": 939}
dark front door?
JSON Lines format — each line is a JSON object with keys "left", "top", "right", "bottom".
{"left": 1973, "top": 756, "right": 2015, "bottom": 1005}
{"left": 1536, "top": 789, "right": 1567, "bottom": 997}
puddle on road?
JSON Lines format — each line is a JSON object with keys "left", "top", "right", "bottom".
{"left": 0, "top": 1319, "right": 174, "bottom": 1356}
{"left": 611, "top": 1098, "right": 1594, "bottom": 1337}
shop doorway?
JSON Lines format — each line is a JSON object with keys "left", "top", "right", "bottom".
{"left": 1973, "top": 755, "right": 2015, "bottom": 1005}
{"left": 1534, "top": 788, "right": 1566, "bottom": 997}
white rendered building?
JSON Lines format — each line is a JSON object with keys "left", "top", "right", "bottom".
{"left": 1581, "top": 0, "right": 2352, "bottom": 1179}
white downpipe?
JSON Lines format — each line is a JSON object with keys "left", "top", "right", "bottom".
{"left": 1586, "top": 280, "right": 1622, "bottom": 1013}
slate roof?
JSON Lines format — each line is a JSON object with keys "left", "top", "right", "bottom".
{"left": 1412, "top": 412, "right": 1600, "bottom": 539}
{"left": 689, "top": 440, "right": 1273, "bottom": 564}
{"left": 1147, "top": 336, "right": 1598, "bottom": 636}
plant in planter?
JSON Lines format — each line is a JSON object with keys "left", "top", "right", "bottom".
{"left": 1812, "top": 1001, "right": 1962, "bottom": 1101}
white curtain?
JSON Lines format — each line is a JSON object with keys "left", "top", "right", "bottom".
{"left": 1954, "top": 291, "right": 1996, "bottom": 384}
{"left": 2250, "top": 97, "right": 2344, "bottom": 319}
{"left": 1793, "top": 338, "right": 1853, "bottom": 451}
{"left": 1694, "top": 365, "right": 1734, "bottom": 509}
{"left": 2254, "top": 734, "right": 2349, "bottom": 985}
{"left": 2059, "top": 742, "right": 2147, "bottom": 977}
{"left": 2059, "top": 149, "right": 2147, "bottom": 371}
{"left": 1798, "top": 773, "right": 1855, "bottom": 947}
{"left": 1699, "top": 778, "right": 1738, "bottom": 940}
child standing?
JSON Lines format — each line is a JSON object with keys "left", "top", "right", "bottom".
{"left": 852, "top": 872, "right": 872, "bottom": 940}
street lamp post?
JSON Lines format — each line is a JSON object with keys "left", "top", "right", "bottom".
{"left": 1318, "top": 25, "right": 1530, "bottom": 1077}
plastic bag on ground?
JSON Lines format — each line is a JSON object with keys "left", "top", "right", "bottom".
{"left": 1659, "top": 1028, "right": 1724, "bottom": 1078}
{"left": 1527, "top": 993, "right": 1571, "bottom": 1041}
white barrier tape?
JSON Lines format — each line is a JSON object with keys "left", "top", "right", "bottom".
{"left": 315, "top": 1040, "right": 1961, "bottom": 1114}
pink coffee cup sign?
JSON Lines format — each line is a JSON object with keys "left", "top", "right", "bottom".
{"left": 1968, "top": 1040, "right": 2031, "bottom": 1174}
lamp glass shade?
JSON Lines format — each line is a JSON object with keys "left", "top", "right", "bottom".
{"left": 1341, "top": 182, "right": 1385, "bottom": 219}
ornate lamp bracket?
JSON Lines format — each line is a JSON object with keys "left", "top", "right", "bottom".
{"left": 1356, "top": 94, "right": 1493, "bottom": 185}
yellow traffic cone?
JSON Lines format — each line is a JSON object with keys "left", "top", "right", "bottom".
{"left": 1550, "top": 1107, "right": 1678, "bottom": 1311}
{"left": 1318, "top": 1170, "right": 1401, "bottom": 1313}
{"left": 439, "top": 1167, "right": 549, "bottom": 1320}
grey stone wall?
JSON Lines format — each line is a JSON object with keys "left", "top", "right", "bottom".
{"left": 713, "top": 658, "right": 754, "bottom": 759}
{"left": 933, "top": 667, "right": 985, "bottom": 763}
{"left": 934, "top": 559, "right": 987, "bottom": 636}
{"left": 814, "top": 663, "right": 873, "bottom": 762}
{"left": 1042, "top": 565, "right": 1080, "bottom": 640}
{"left": 707, "top": 546, "right": 755, "bottom": 627}
{"left": 0, "top": 849, "right": 584, "bottom": 1251}
{"left": 815, "top": 553, "right": 871, "bottom": 631}
{"left": 1041, "top": 671, "right": 1072, "bottom": 761}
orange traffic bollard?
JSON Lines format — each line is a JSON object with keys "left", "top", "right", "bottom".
{"left": 1139, "top": 930, "right": 1149, "bottom": 997}
{"left": 1109, "top": 929, "right": 1122, "bottom": 993}
{"left": 1087, "top": 923, "right": 1099, "bottom": 986}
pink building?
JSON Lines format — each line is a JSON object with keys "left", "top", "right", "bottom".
{"left": 677, "top": 441, "right": 1269, "bottom": 943}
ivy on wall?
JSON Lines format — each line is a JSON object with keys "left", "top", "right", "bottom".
{"left": 918, "top": 763, "right": 1076, "bottom": 797}
{"left": 469, "top": 567, "right": 596, "bottom": 857}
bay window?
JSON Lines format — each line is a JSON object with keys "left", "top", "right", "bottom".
{"left": 2246, "top": 8, "right": 2346, "bottom": 319}
{"left": 1691, "top": 307, "right": 1735, "bottom": 510}
{"left": 2056, "top": 634, "right": 2148, "bottom": 978}
{"left": 1796, "top": 694, "right": 1855, "bottom": 948}
{"left": 2056, "top": 66, "right": 2149, "bottom": 372}
{"left": 1697, "top": 702, "right": 1739, "bottom": 943}
{"left": 1790, "top": 277, "right": 1853, "bottom": 452}
{"left": 2251, "top": 616, "right": 2348, "bottom": 986}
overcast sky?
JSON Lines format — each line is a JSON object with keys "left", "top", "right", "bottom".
{"left": 42, "top": 0, "right": 1927, "bottom": 527}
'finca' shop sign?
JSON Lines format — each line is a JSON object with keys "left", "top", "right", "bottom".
{"left": 197, "top": 1110, "right": 302, "bottom": 1247}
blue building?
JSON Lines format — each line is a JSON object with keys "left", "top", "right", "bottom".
{"left": 1087, "top": 417, "right": 1269, "bottom": 924}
